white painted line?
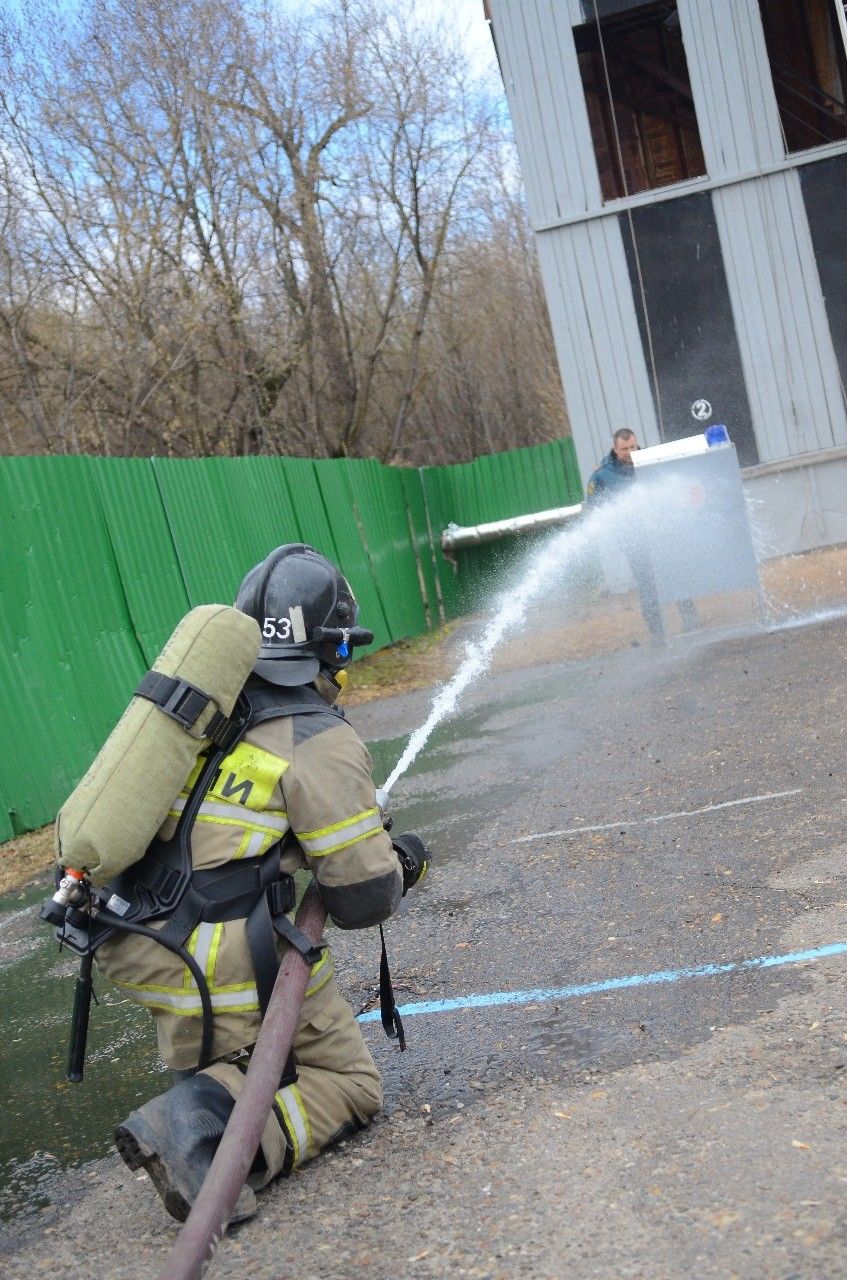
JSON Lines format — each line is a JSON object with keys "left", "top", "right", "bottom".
{"left": 512, "top": 788, "right": 804, "bottom": 844}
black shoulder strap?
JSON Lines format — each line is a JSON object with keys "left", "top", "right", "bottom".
{"left": 244, "top": 680, "right": 347, "bottom": 728}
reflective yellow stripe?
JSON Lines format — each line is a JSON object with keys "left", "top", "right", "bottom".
{"left": 299, "top": 807, "right": 379, "bottom": 841}
{"left": 275, "top": 1084, "right": 311, "bottom": 1165}
{"left": 117, "top": 947, "right": 332, "bottom": 1015}
{"left": 186, "top": 922, "right": 222, "bottom": 990}
{"left": 113, "top": 978, "right": 257, "bottom": 998}
{"left": 207, "top": 922, "right": 223, "bottom": 981}
{"left": 116, "top": 920, "right": 259, "bottom": 1015}
{"left": 300, "top": 825, "right": 383, "bottom": 858}
{"left": 112, "top": 979, "right": 260, "bottom": 1016}
{"left": 185, "top": 926, "right": 201, "bottom": 990}
{"left": 297, "top": 808, "right": 382, "bottom": 857}
{"left": 305, "top": 949, "right": 333, "bottom": 998}
{"left": 198, "top": 799, "right": 289, "bottom": 834}
{"left": 239, "top": 830, "right": 272, "bottom": 859}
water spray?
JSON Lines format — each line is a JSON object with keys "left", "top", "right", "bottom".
{"left": 376, "top": 499, "right": 616, "bottom": 798}
{"left": 376, "top": 538, "right": 571, "bottom": 800}
{"left": 375, "top": 482, "right": 664, "bottom": 803}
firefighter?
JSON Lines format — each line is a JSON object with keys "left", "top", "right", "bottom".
{"left": 97, "top": 544, "right": 429, "bottom": 1223}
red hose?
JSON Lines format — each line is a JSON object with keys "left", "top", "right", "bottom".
{"left": 157, "top": 882, "right": 328, "bottom": 1280}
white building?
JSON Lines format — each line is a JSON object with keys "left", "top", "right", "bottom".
{"left": 486, "top": 0, "right": 847, "bottom": 554}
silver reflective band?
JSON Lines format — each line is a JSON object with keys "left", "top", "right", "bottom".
{"left": 242, "top": 830, "right": 269, "bottom": 858}
{"left": 190, "top": 922, "right": 217, "bottom": 978}
{"left": 171, "top": 794, "right": 290, "bottom": 836}
{"left": 119, "top": 985, "right": 258, "bottom": 1012}
{"left": 299, "top": 811, "right": 382, "bottom": 855}
{"left": 275, "top": 1084, "right": 310, "bottom": 1165}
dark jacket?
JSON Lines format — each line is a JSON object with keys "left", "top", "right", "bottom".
{"left": 585, "top": 450, "right": 634, "bottom": 504}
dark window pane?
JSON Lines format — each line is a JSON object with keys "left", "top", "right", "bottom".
{"left": 575, "top": 2, "right": 706, "bottom": 199}
{"left": 620, "top": 192, "right": 759, "bottom": 467}
{"left": 580, "top": 0, "right": 656, "bottom": 17}
{"left": 800, "top": 153, "right": 847, "bottom": 388}
{"left": 759, "top": 0, "right": 847, "bottom": 152}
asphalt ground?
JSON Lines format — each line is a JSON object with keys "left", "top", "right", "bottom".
{"left": 2, "top": 605, "right": 846, "bottom": 1279}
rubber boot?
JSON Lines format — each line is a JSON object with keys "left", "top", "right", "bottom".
{"left": 114, "top": 1073, "right": 258, "bottom": 1224}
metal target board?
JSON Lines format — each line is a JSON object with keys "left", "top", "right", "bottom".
{"left": 633, "top": 442, "right": 761, "bottom": 603}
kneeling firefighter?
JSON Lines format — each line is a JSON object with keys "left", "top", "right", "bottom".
{"left": 58, "top": 544, "right": 429, "bottom": 1223}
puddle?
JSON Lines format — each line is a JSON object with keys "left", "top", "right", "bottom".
{"left": 365, "top": 681, "right": 558, "bottom": 791}
{"left": 0, "top": 884, "right": 169, "bottom": 1229}
{"left": 367, "top": 723, "right": 488, "bottom": 790}
{"left": 526, "top": 1013, "right": 630, "bottom": 1067}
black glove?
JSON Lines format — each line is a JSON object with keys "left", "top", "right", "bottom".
{"left": 392, "top": 832, "right": 431, "bottom": 896}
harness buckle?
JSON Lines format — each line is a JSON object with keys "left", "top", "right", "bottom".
{"left": 150, "top": 863, "right": 183, "bottom": 906}
{"left": 266, "top": 876, "right": 296, "bottom": 918}
{"left": 164, "top": 684, "right": 217, "bottom": 737}
{"left": 135, "top": 671, "right": 222, "bottom": 737}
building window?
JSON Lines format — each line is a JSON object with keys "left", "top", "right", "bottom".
{"left": 800, "top": 154, "right": 847, "bottom": 392}
{"left": 619, "top": 192, "right": 759, "bottom": 467}
{"left": 575, "top": 2, "right": 706, "bottom": 201}
{"left": 758, "top": 0, "right": 847, "bottom": 152}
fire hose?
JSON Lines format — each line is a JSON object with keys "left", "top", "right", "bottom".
{"left": 157, "top": 881, "right": 327, "bottom": 1280}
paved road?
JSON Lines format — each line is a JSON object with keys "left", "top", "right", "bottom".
{"left": 3, "top": 612, "right": 846, "bottom": 1279}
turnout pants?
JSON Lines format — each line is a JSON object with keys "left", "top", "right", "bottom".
{"left": 202, "top": 975, "right": 382, "bottom": 1188}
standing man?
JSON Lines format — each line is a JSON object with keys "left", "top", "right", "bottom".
{"left": 586, "top": 429, "right": 698, "bottom": 645}
{"left": 95, "top": 544, "right": 429, "bottom": 1223}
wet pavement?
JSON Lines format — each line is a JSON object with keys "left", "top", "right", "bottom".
{"left": 1, "top": 608, "right": 846, "bottom": 1278}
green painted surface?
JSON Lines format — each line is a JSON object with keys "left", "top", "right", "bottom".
{"left": 399, "top": 467, "right": 441, "bottom": 627}
{"left": 151, "top": 457, "right": 304, "bottom": 607}
{"left": 0, "top": 458, "right": 146, "bottom": 834}
{"left": 311, "top": 459, "right": 392, "bottom": 653}
{"left": 349, "top": 461, "right": 428, "bottom": 644}
{"left": 91, "top": 458, "right": 190, "bottom": 663}
{"left": 0, "top": 786, "right": 14, "bottom": 842}
{"left": 0, "top": 439, "right": 580, "bottom": 835}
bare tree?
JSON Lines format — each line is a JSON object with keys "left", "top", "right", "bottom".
{"left": 356, "top": 5, "right": 494, "bottom": 461}
{"left": 0, "top": 0, "right": 569, "bottom": 463}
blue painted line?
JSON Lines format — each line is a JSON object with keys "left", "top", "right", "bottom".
{"left": 357, "top": 941, "right": 847, "bottom": 1023}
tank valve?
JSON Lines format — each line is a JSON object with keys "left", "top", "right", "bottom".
{"left": 40, "top": 868, "right": 90, "bottom": 928}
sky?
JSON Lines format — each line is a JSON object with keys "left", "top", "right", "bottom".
{"left": 3, "top": 0, "right": 499, "bottom": 71}
{"left": 1, "top": 0, "right": 506, "bottom": 117}
{"left": 421, "top": 0, "right": 499, "bottom": 77}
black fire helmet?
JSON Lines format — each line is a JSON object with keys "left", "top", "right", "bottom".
{"left": 235, "top": 544, "right": 373, "bottom": 687}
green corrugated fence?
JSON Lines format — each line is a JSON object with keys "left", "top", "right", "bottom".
{"left": 421, "top": 439, "right": 583, "bottom": 616}
{"left": 0, "top": 438, "right": 580, "bottom": 839}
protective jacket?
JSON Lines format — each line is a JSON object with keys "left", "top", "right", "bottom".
{"left": 96, "top": 677, "right": 402, "bottom": 1072}
{"left": 586, "top": 450, "right": 634, "bottom": 503}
